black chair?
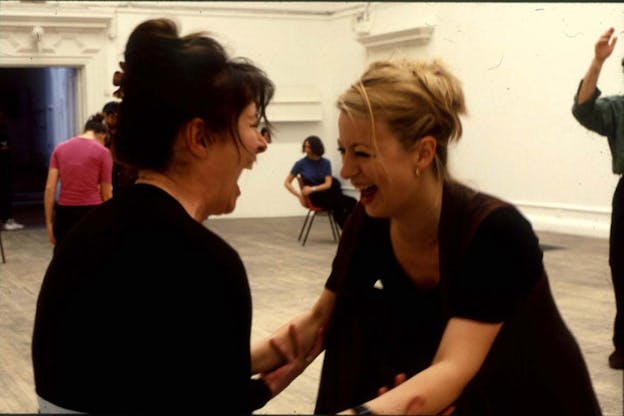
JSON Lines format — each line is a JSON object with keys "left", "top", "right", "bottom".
{"left": 296, "top": 175, "right": 340, "bottom": 246}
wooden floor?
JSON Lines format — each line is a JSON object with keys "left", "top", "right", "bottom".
{"left": 0, "top": 206, "right": 622, "bottom": 414}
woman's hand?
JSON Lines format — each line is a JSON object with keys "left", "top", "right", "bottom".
{"left": 260, "top": 324, "right": 324, "bottom": 397}
{"left": 299, "top": 194, "right": 308, "bottom": 208}
{"left": 594, "top": 27, "right": 617, "bottom": 64}
{"left": 46, "top": 222, "right": 56, "bottom": 246}
{"left": 302, "top": 185, "right": 314, "bottom": 196}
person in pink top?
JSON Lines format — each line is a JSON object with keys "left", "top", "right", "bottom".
{"left": 44, "top": 113, "right": 113, "bottom": 250}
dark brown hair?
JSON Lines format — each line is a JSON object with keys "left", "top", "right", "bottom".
{"left": 83, "top": 113, "right": 108, "bottom": 135}
{"left": 114, "top": 18, "right": 274, "bottom": 171}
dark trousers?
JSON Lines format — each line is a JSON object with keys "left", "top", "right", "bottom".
{"left": 53, "top": 204, "right": 98, "bottom": 251}
{"left": 309, "top": 178, "right": 357, "bottom": 229}
{"left": 610, "top": 175, "right": 624, "bottom": 350}
{"left": 0, "top": 149, "right": 12, "bottom": 222}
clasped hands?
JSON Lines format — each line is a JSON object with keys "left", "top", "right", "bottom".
{"left": 258, "top": 324, "right": 324, "bottom": 397}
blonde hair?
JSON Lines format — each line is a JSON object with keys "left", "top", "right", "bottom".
{"left": 337, "top": 59, "right": 466, "bottom": 180}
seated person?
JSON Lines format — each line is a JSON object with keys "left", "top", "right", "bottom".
{"left": 284, "top": 135, "right": 356, "bottom": 228}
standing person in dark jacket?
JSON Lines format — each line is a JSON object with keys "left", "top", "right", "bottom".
{"left": 572, "top": 27, "right": 624, "bottom": 370}
{"left": 32, "top": 18, "right": 318, "bottom": 414}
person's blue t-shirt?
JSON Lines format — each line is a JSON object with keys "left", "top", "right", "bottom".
{"left": 290, "top": 157, "right": 331, "bottom": 185}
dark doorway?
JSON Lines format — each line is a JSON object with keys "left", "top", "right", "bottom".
{"left": 0, "top": 67, "right": 77, "bottom": 226}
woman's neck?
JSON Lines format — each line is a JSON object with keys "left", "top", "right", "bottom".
{"left": 390, "top": 177, "right": 443, "bottom": 251}
{"left": 78, "top": 131, "right": 96, "bottom": 140}
{"left": 135, "top": 170, "right": 205, "bottom": 222}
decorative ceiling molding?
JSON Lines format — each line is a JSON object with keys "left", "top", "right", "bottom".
{"left": 0, "top": 5, "right": 116, "bottom": 39}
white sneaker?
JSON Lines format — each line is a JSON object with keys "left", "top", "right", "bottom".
{"left": 3, "top": 218, "right": 24, "bottom": 231}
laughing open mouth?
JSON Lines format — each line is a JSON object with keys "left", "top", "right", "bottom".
{"left": 358, "top": 185, "right": 378, "bottom": 204}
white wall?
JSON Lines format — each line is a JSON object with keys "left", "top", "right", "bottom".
{"left": 108, "top": 5, "right": 360, "bottom": 218}
{"left": 323, "top": 2, "right": 624, "bottom": 238}
{"left": 2, "top": 1, "right": 623, "bottom": 236}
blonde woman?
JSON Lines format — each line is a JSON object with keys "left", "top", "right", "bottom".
{"left": 253, "top": 59, "right": 601, "bottom": 415}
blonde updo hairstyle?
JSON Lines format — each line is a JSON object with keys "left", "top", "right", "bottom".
{"left": 337, "top": 59, "right": 466, "bottom": 181}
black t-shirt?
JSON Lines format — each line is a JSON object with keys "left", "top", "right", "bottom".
{"left": 32, "top": 184, "right": 270, "bottom": 413}
{"left": 326, "top": 204, "right": 542, "bottom": 323}
{"left": 319, "top": 181, "right": 601, "bottom": 415}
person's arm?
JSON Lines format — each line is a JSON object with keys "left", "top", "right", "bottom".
{"left": 340, "top": 318, "right": 502, "bottom": 415}
{"left": 303, "top": 159, "right": 333, "bottom": 196}
{"left": 303, "top": 175, "right": 332, "bottom": 196}
{"left": 100, "top": 152, "right": 113, "bottom": 201}
{"left": 43, "top": 168, "right": 59, "bottom": 245}
{"left": 251, "top": 288, "right": 336, "bottom": 374}
{"left": 577, "top": 27, "right": 617, "bottom": 105}
{"left": 100, "top": 182, "right": 113, "bottom": 201}
{"left": 284, "top": 172, "right": 307, "bottom": 207}
{"left": 284, "top": 172, "right": 301, "bottom": 198}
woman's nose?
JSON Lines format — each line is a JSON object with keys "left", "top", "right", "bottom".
{"left": 340, "top": 156, "right": 356, "bottom": 179}
{"left": 256, "top": 131, "right": 268, "bottom": 153}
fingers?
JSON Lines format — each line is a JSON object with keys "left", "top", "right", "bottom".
{"left": 377, "top": 372, "right": 407, "bottom": 397}
{"left": 394, "top": 373, "right": 407, "bottom": 386}
{"left": 600, "top": 27, "right": 617, "bottom": 45}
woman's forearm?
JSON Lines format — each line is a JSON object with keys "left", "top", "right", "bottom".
{"left": 252, "top": 289, "right": 336, "bottom": 374}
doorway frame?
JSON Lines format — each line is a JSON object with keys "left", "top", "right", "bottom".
{"left": 0, "top": 4, "right": 117, "bottom": 131}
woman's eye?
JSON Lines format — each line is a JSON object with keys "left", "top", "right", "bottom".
{"left": 355, "top": 151, "right": 370, "bottom": 158}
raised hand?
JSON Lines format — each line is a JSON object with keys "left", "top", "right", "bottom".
{"left": 595, "top": 27, "right": 617, "bottom": 64}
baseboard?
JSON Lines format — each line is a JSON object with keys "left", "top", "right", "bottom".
{"left": 514, "top": 201, "right": 610, "bottom": 239}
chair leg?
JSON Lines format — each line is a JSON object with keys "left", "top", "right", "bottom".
{"left": 328, "top": 211, "right": 338, "bottom": 242}
{"left": 333, "top": 215, "right": 342, "bottom": 240}
{"left": 0, "top": 231, "right": 5, "bottom": 263}
{"left": 298, "top": 210, "right": 313, "bottom": 242}
{"left": 302, "top": 212, "right": 316, "bottom": 246}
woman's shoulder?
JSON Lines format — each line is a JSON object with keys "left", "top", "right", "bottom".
{"left": 442, "top": 180, "right": 537, "bottom": 250}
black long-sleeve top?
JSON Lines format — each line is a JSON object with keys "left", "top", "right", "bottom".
{"left": 32, "top": 184, "right": 271, "bottom": 413}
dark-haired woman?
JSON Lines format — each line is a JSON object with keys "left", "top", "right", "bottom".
{"left": 284, "top": 135, "right": 356, "bottom": 228}
{"left": 43, "top": 112, "right": 112, "bottom": 250}
{"left": 32, "top": 18, "right": 316, "bottom": 414}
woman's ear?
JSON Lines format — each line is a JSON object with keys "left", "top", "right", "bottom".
{"left": 181, "top": 118, "right": 210, "bottom": 156}
{"left": 414, "top": 135, "right": 437, "bottom": 171}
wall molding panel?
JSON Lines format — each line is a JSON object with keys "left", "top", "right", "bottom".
{"left": 356, "top": 26, "right": 434, "bottom": 50}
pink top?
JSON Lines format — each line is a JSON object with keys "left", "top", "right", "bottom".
{"left": 50, "top": 136, "right": 113, "bottom": 206}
